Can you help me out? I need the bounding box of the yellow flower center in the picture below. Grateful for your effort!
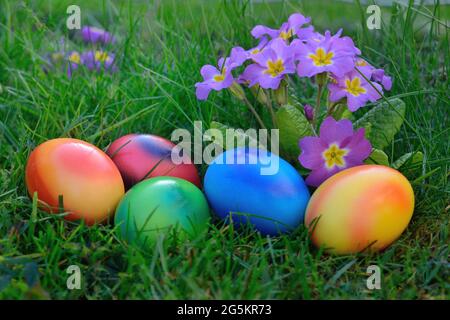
[345,77,367,96]
[279,29,294,40]
[308,48,334,67]
[95,51,109,62]
[356,59,368,67]
[213,67,226,82]
[68,52,81,64]
[264,59,285,77]
[322,144,349,169]
[251,49,260,55]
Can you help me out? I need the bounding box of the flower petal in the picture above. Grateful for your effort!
[319,117,353,144]
[251,25,279,39]
[344,128,372,162]
[288,13,311,30]
[305,166,338,187]
[195,83,212,100]
[200,65,220,81]
[328,83,347,102]
[298,136,326,170]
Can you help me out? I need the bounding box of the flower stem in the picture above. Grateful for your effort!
[314,72,328,128]
[243,97,267,129]
[266,91,278,128]
[314,83,324,128]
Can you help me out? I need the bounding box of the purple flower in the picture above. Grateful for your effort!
[66,50,117,77]
[303,104,314,121]
[356,58,392,90]
[240,38,296,89]
[195,47,246,100]
[81,26,116,44]
[81,50,117,72]
[328,67,382,112]
[251,13,314,41]
[293,29,359,78]
[299,117,372,187]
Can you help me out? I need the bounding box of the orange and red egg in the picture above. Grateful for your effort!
[25,138,125,225]
[305,165,415,254]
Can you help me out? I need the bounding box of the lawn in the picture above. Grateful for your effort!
[0,0,448,299]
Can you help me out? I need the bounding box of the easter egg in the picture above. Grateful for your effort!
[25,138,125,225]
[115,177,210,245]
[305,165,415,254]
[106,134,200,189]
[204,147,310,235]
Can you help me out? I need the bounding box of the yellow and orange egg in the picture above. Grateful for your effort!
[25,138,124,225]
[305,165,414,254]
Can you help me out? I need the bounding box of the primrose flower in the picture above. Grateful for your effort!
[195,48,246,100]
[328,67,382,112]
[81,26,116,44]
[240,38,296,89]
[293,29,359,78]
[245,37,270,59]
[80,50,117,72]
[251,13,314,42]
[299,117,372,187]
[356,58,392,90]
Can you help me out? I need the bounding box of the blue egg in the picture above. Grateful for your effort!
[204,147,310,235]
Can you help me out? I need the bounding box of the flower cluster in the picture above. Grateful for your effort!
[44,26,118,78]
[195,13,394,187]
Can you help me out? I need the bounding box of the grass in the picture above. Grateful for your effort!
[0,0,449,299]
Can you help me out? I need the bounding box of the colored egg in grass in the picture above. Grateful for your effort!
[106,134,201,190]
[204,147,310,236]
[114,177,210,246]
[25,138,125,225]
[305,165,415,254]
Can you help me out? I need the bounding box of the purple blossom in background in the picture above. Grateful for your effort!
[195,47,246,100]
[66,50,117,77]
[251,13,314,42]
[240,38,296,89]
[328,67,382,112]
[299,117,372,187]
[293,29,359,78]
[81,50,116,71]
[81,26,116,45]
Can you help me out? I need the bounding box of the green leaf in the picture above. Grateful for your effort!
[364,148,390,166]
[393,151,424,180]
[206,121,267,151]
[392,151,424,170]
[276,104,313,161]
[354,98,406,150]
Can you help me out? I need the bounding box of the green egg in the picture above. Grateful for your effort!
[115,177,210,246]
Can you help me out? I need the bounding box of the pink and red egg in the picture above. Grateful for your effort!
[106,134,200,189]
